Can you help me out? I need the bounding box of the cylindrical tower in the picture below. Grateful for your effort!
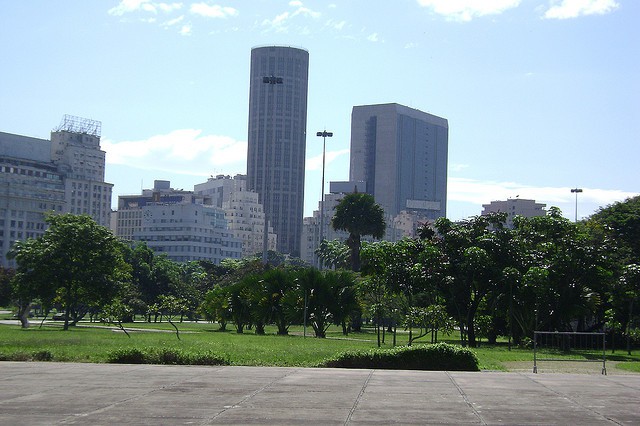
[247,46,309,258]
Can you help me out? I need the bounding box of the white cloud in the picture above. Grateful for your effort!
[416,0,521,21]
[544,0,619,19]
[108,0,182,16]
[306,149,350,172]
[367,33,379,42]
[108,0,150,16]
[157,2,182,13]
[163,15,184,27]
[179,24,192,35]
[325,19,346,30]
[448,177,637,214]
[261,1,320,32]
[102,129,246,176]
[190,3,238,18]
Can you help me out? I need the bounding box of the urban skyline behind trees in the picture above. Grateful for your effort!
[2,196,639,351]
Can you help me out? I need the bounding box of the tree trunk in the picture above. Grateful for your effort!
[17,302,31,329]
[348,234,361,272]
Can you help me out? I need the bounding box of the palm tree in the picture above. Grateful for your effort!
[332,192,385,272]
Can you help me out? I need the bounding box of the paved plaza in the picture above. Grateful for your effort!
[0,362,638,425]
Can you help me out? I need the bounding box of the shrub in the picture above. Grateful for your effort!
[106,347,229,366]
[32,350,53,361]
[185,351,229,366]
[153,348,181,365]
[107,348,147,364]
[0,351,51,362]
[319,343,479,371]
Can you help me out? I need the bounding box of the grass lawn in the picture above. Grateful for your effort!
[0,319,638,372]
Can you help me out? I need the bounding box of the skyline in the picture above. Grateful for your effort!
[1,0,638,221]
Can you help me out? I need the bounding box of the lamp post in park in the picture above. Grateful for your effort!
[261,75,283,264]
[316,130,333,269]
[571,188,583,222]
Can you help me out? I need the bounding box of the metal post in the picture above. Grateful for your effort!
[303,290,308,338]
[261,75,283,264]
[533,331,538,373]
[570,188,583,222]
[316,130,333,269]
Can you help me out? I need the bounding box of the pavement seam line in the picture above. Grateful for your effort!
[202,367,299,424]
[343,369,374,425]
[446,371,487,425]
[519,373,624,425]
[55,365,224,424]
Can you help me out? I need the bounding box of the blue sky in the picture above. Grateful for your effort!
[1,0,638,221]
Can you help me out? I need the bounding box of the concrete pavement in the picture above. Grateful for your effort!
[0,362,638,425]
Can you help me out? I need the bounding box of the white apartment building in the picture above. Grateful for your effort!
[0,115,113,267]
[481,198,547,228]
[194,174,276,258]
[114,180,242,264]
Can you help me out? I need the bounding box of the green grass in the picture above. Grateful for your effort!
[1,321,638,372]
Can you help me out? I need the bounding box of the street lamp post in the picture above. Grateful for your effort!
[316,130,333,269]
[261,75,283,264]
[571,188,583,222]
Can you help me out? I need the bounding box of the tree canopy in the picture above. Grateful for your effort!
[9,214,131,329]
[331,192,385,272]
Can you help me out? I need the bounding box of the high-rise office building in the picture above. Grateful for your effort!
[350,103,448,219]
[246,46,309,258]
[0,115,113,267]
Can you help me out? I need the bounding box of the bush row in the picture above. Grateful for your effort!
[319,343,479,371]
[106,347,229,366]
[0,350,54,362]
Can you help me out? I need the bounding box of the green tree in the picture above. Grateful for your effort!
[199,286,232,331]
[617,264,640,355]
[227,276,256,334]
[512,208,607,336]
[156,294,188,340]
[252,268,298,335]
[331,192,385,272]
[9,214,130,330]
[590,196,640,265]
[434,214,511,347]
[0,267,14,308]
[326,270,360,335]
[315,239,351,270]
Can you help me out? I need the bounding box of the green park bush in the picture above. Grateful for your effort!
[0,349,54,362]
[319,343,479,371]
[106,347,228,366]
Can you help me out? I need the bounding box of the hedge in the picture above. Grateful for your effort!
[106,347,229,366]
[319,343,479,371]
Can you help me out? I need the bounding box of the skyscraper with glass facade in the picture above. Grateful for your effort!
[246,46,309,257]
[350,103,448,219]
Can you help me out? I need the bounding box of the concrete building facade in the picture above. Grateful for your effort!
[194,174,276,258]
[0,115,113,267]
[349,103,448,220]
[481,198,547,228]
[114,181,242,264]
[246,46,309,258]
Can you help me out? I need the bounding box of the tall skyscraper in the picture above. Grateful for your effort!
[350,103,448,220]
[247,46,309,257]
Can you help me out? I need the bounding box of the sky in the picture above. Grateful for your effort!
[1,0,638,221]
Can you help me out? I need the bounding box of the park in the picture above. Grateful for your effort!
[1,194,639,372]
